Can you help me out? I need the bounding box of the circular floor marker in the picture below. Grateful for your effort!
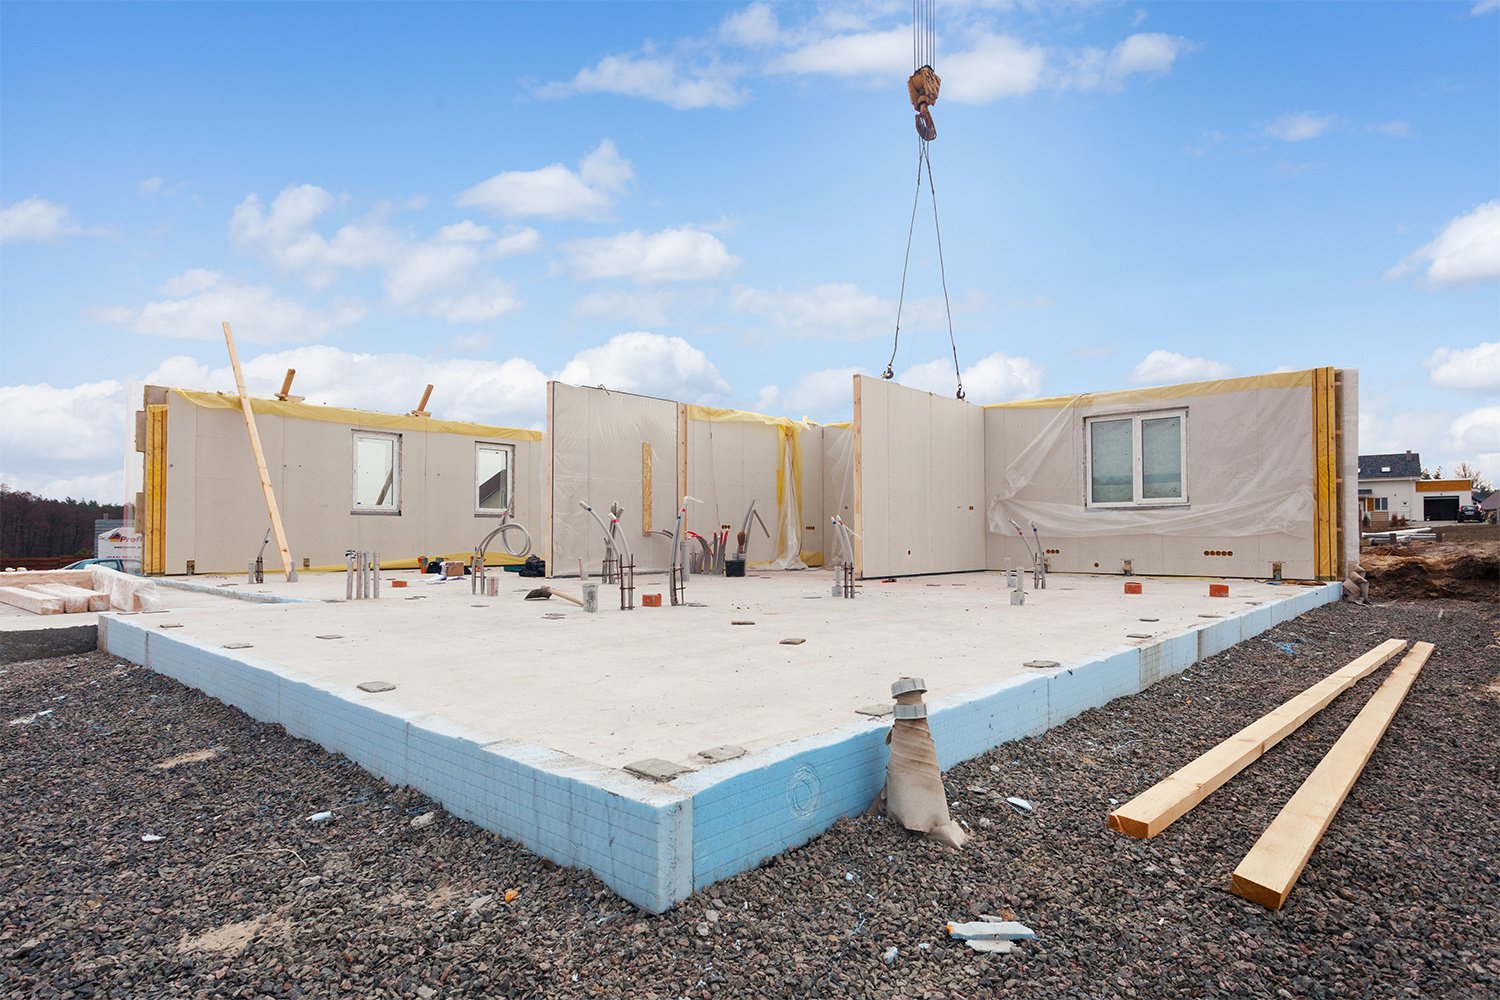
[1023,659,1060,669]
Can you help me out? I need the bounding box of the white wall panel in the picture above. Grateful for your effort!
[855,376,986,578]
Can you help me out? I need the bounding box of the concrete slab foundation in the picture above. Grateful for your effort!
[86,569,1338,912]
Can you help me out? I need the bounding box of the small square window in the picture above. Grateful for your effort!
[1085,409,1188,507]
[353,431,400,513]
[476,442,514,515]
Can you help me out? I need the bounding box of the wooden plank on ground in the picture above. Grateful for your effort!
[0,586,65,615]
[1231,641,1434,909]
[29,584,110,612]
[0,570,96,590]
[1108,638,1407,838]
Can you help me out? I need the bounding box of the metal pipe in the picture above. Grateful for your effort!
[372,551,380,598]
[345,551,355,600]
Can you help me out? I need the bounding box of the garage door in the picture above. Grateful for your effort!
[1423,496,1460,521]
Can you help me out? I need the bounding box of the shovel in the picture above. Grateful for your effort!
[523,586,584,607]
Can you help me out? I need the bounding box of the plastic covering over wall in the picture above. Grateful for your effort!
[855,376,987,578]
[547,383,680,575]
[684,406,826,569]
[983,371,1323,580]
[154,387,545,575]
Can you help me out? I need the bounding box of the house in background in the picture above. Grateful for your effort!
[1358,452,1421,526]
[1357,451,1474,525]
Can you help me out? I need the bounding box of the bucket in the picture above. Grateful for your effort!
[725,559,746,578]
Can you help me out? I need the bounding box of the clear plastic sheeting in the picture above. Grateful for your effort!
[90,566,164,611]
[984,378,1316,540]
[767,440,806,570]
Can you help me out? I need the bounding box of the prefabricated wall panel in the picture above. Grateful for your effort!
[855,376,987,578]
[982,371,1326,581]
[548,383,681,575]
[685,415,827,567]
[157,389,543,575]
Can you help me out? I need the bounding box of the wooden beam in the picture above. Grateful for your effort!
[1108,638,1407,838]
[144,404,167,575]
[1231,641,1434,909]
[409,383,434,417]
[0,570,94,589]
[274,368,303,402]
[222,321,296,582]
[27,584,108,613]
[0,586,64,615]
[641,443,653,536]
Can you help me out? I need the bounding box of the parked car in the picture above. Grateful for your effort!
[62,557,143,575]
[1456,505,1483,523]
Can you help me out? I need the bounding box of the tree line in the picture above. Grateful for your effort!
[0,486,124,558]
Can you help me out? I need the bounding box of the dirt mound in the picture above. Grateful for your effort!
[1362,541,1500,602]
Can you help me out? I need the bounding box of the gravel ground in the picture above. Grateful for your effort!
[3,599,1497,999]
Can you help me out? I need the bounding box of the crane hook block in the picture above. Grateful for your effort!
[908,65,941,141]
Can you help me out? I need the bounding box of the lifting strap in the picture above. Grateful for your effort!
[884,0,963,400]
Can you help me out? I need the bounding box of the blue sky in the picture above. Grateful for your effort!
[2,0,1497,502]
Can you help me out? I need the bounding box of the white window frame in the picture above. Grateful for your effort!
[352,430,402,515]
[1373,496,1389,512]
[475,442,515,516]
[1084,408,1189,508]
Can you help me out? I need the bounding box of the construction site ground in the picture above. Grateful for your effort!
[1361,521,1499,602]
[4,598,1495,998]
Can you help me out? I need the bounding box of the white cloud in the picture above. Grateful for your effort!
[1425,341,1500,392]
[1473,0,1499,14]
[1263,111,1337,142]
[138,176,164,195]
[542,53,745,110]
[0,197,109,245]
[565,226,740,283]
[1067,33,1191,92]
[455,140,633,219]
[1366,120,1413,138]
[230,184,533,318]
[944,35,1047,103]
[557,332,729,402]
[492,226,541,256]
[1449,406,1500,461]
[1385,201,1500,287]
[97,270,365,343]
[434,221,493,243]
[897,351,1043,403]
[769,27,908,79]
[730,283,889,339]
[755,366,864,422]
[720,3,781,47]
[0,380,128,500]
[573,288,676,327]
[229,185,396,288]
[1128,350,1232,385]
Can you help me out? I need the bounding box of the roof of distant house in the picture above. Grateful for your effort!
[1358,452,1422,480]
[1482,493,1500,512]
